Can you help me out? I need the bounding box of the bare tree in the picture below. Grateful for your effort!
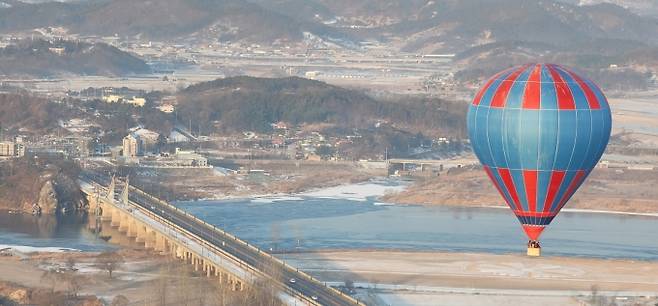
[110,295,130,306]
[63,271,82,298]
[95,251,124,279]
[66,256,77,271]
[41,268,60,293]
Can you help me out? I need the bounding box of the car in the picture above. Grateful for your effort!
[311,295,318,301]
[289,278,296,284]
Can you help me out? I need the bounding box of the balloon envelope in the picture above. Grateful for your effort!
[466,63,612,240]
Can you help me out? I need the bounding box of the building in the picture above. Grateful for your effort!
[102,95,122,103]
[48,47,66,56]
[174,152,208,167]
[0,142,14,157]
[305,71,321,79]
[102,95,146,107]
[158,104,175,113]
[128,97,146,107]
[131,127,160,151]
[122,134,142,157]
[14,143,25,157]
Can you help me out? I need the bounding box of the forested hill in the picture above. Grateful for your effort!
[0,39,150,77]
[177,76,467,136]
[0,93,69,133]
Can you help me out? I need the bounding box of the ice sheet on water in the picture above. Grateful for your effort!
[300,180,408,201]
[251,196,305,203]
[0,244,81,253]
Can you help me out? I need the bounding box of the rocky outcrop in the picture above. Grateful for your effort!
[32,176,88,215]
[0,158,87,215]
[0,281,103,306]
[36,180,58,214]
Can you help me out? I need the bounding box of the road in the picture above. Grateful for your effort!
[81,169,360,306]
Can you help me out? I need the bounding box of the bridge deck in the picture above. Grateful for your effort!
[81,171,361,306]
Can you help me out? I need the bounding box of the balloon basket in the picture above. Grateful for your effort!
[527,246,541,257]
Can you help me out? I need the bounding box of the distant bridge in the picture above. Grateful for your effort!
[386,158,478,172]
[80,169,361,306]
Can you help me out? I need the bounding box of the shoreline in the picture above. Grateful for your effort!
[177,178,658,218]
[277,247,658,262]
[478,205,658,218]
[281,249,658,303]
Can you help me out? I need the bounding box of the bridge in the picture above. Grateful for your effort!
[386,158,478,173]
[80,170,361,306]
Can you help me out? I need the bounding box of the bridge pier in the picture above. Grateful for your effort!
[154,234,167,254]
[118,211,130,233]
[127,219,137,238]
[175,246,185,261]
[100,205,112,222]
[194,255,200,271]
[141,228,150,248]
[110,206,121,227]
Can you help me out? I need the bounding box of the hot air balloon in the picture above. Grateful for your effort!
[466,63,612,256]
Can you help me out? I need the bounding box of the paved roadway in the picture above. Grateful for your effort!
[80,170,359,306]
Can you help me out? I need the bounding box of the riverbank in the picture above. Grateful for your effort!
[281,250,658,306]
[0,247,280,306]
[4,246,657,306]
[0,249,165,305]
[129,160,386,201]
[382,167,658,214]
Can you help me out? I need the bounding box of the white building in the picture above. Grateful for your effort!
[122,134,142,157]
[158,104,175,113]
[175,152,208,167]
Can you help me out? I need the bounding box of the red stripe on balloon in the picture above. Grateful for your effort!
[483,166,514,210]
[547,65,576,110]
[543,170,565,213]
[556,170,586,212]
[473,69,511,106]
[497,168,522,211]
[490,65,528,108]
[523,170,538,212]
[522,64,542,109]
[556,65,601,109]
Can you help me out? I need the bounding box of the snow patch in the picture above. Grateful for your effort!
[0,244,81,254]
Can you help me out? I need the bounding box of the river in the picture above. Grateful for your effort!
[0,213,110,252]
[2,179,658,259]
